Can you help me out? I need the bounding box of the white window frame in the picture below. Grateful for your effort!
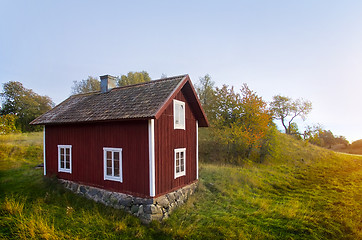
[173,99,186,130]
[174,148,186,178]
[103,147,123,182]
[58,145,72,173]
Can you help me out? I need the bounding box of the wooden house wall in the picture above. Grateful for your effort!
[154,89,197,197]
[45,121,150,197]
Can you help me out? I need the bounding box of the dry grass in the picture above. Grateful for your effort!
[0,132,43,170]
[0,132,43,146]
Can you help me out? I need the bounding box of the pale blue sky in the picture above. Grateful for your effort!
[1,1,362,142]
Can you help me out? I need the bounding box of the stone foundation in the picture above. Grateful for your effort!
[59,179,198,223]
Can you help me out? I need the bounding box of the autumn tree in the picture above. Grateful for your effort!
[234,84,271,157]
[212,84,272,161]
[71,76,100,95]
[1,81,54,132]
[117,71,151,87]
[270,95,312,135]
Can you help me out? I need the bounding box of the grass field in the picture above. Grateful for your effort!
[1,132,361,239]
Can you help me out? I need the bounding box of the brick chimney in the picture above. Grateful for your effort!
[100,75,117,93]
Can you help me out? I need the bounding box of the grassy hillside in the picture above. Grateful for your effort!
[1,132,361,239]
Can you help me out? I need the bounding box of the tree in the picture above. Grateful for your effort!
[71,76,100,95]
[212,84,272,160]
[288,122,302,140]
[0,114,19,134]
[302,124,322,141]
[71,72,151,94]
[1,81,54,132]
[213,85,243,127]
[160,73,168,79]
[237,84,271,156]
[195,74,217,123]
[318,130,336,148]
[117,71,151,87]
[334,135,349,147]
[304,125,349,148]
[270,95,312,135]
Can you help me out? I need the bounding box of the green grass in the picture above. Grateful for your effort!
[0,132,43,170]
[1,132,361,239]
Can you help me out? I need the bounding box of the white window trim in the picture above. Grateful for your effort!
[173,99,186,130]
[174,148,186,179]
[58,145,72,173]
[103,147,123,182]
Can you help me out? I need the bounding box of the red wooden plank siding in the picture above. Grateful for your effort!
[45,120,150,198]
[154,89,197,197]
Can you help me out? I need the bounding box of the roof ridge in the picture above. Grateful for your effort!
[71,91,100,97]
[110,74,188,92]
[152,74,188,82]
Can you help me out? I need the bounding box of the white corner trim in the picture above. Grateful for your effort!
[43,126,46,176]
[148,119,155,197]
[196,120,199,180]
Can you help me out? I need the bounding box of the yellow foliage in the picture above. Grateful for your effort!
[211,84,272,162]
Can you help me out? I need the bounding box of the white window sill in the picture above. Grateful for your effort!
[104,176,123,182]
[174,172,186,179]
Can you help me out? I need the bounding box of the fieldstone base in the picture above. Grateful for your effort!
[59,179,198,223]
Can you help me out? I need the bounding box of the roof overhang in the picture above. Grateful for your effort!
[154,75,209,127]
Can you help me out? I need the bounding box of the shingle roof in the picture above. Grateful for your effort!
[31,75,187,125]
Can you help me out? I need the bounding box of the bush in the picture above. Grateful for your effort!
[0,114,20,134]
[350,139,362,149]
[199,125,280,165]
[256,125,281,163]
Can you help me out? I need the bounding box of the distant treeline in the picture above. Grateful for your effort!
[1,72,353,162]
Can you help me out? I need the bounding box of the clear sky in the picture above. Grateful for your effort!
[1,1,362,142]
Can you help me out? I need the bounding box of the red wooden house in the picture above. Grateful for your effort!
[31,74,208,203]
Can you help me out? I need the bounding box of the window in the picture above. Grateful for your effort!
[174,148,186,178]
[58,145,72,173]
[173,99,185,129]
[103,147,123,182]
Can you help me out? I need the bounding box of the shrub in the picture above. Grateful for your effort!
[0,114,20,135]
[199,125,280,165]
[350,139,362,149]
